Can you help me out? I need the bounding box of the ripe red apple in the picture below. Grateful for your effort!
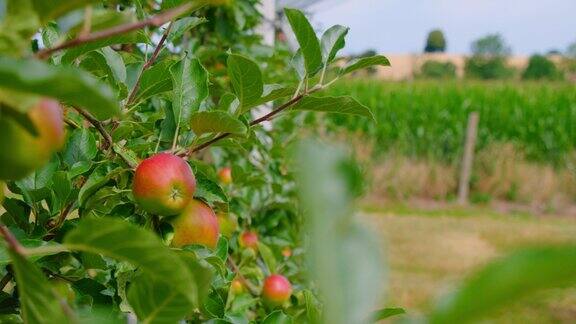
[132,153,196,215]
[218,167,232,184]
[262,275,292,307]
[239,230,259,251]
[217,212,238,238]
[171,199,220,249]
[0,98,65,180]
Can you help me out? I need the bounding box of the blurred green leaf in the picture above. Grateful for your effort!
[340,55,390,76]
[31,0,99,22]
[64,217,200,305]
[190,111,247,136]
[258,242,277,274]
[370,308,406,322]
[227,54,263,112]
[252,84,294,108]
[0,0,40,56]
[127,271,192,323]
[0,239,64,266]
[291,96,374,120]
[262,310,293,324]
[429,246,576,324]
[284,8,323,76]
[0,57,119,119]
[320,25,349,64]
[61,31,148,64]
[8,249,70,323]
[296,141,384,324]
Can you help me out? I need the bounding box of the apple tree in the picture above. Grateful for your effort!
[0,0,391,322]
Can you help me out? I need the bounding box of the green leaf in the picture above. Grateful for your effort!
[171,56,209,132]
[127,271,192,324]
[78,166,123,207]
[8,249,70,323]
[284,8,323,76]
[291,96,374,120]
[31,0,100,22]
[258,242,277,274]
[262,310,293,324]
[190,111,247,136]
[0,0,40,56]
[63,129,98,167]
[295,141,385,324]
[168,17,207,42]
[194,173,228,204]
[340,55,390,76]
[0,57,119,119]
[132,59,176,104]
[64,217,199,305]
[227,54,263,111]
[371,308,406,322]
[320,25,349,64]
[61,31,149,64]
[429,246,576,324]
[0,239,64,266]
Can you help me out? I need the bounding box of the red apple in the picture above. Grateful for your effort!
[218,167,232,184]
[0,98,65,180]
[262,275,292,307]
[239,231,259,251]
[132,153,196,215]
[171,199,220,249]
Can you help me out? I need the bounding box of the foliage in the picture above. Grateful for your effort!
[470,34,511,57]
[0,0,389,322]
[419,60,456,79]
[522,55,561,80]
[424,29,446,53]
[325,80,576,166]
[465,56,513,80]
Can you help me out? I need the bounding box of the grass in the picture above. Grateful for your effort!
[365,204,576,323]
[325,80,576,166]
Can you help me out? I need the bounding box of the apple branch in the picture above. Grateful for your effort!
[227,257,259,296]
[181,94,305,157]
[125,21,174,107]
[35,2,195,60]
[74,108,136,169]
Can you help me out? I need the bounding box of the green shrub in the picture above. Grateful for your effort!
[522,55,561,80]
[419,60,456,79]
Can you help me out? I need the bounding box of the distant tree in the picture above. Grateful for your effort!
[466,34,513,79]
[471,34,511,57]
[547,49,561,56]
[567,41,576,58]
[424,29,447,53]
[419,60,456,79]
[522,55,561,80]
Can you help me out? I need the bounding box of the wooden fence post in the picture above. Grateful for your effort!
[457,112,480,205]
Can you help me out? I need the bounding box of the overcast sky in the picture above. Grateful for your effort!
[310,0,576,55]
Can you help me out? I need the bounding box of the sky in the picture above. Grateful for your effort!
[310,0,576,55]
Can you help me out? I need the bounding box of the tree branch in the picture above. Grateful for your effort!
[35,2,195,59]
[0,225,25,255]
[74,108,135,168]
[227,257,259,296]
[126,21,174,107]
[182,92,310,157]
